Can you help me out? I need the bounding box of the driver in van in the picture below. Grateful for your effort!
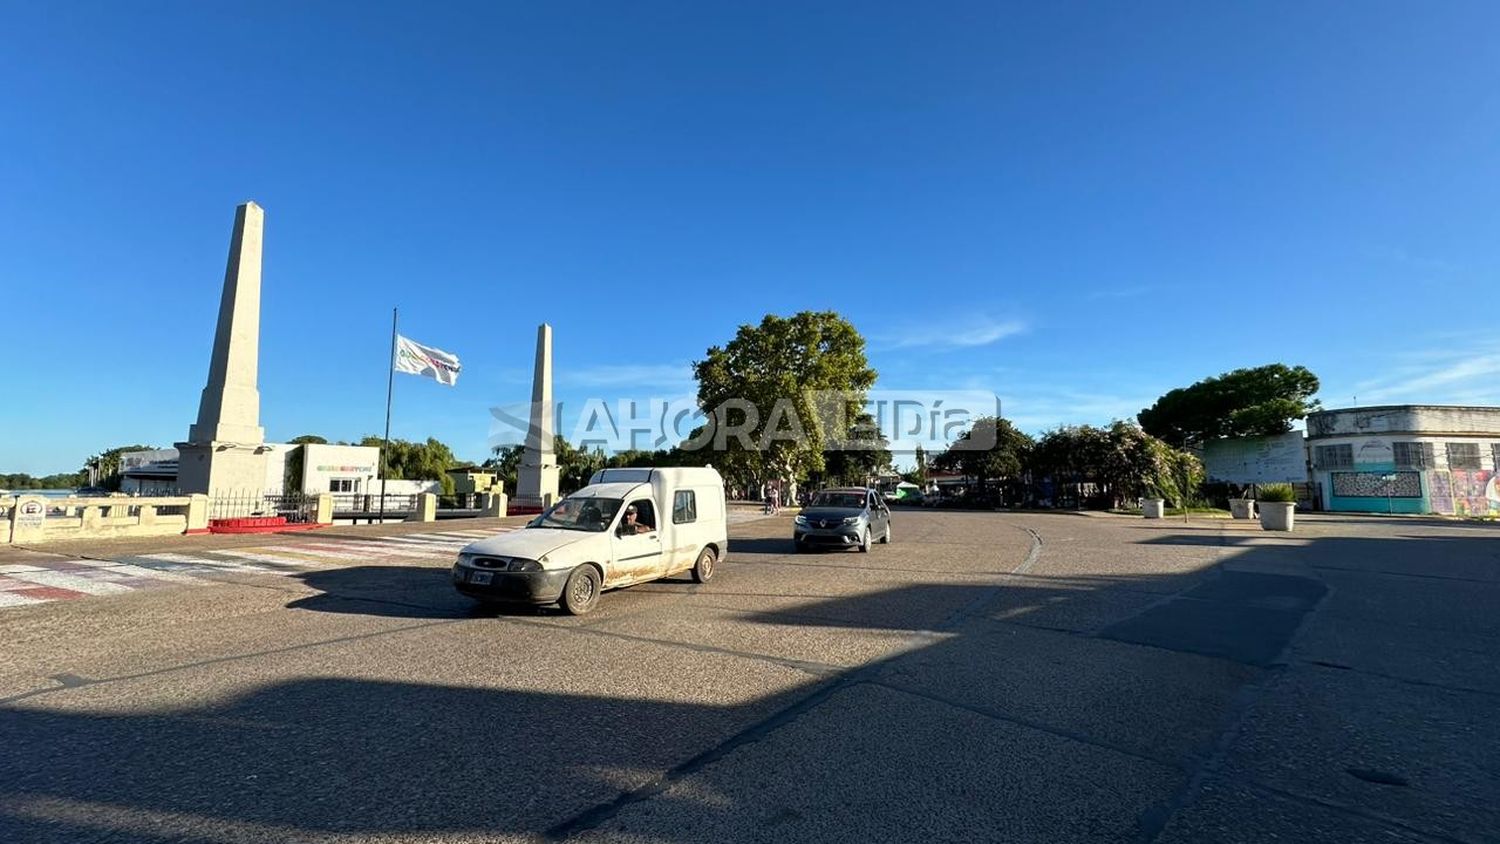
[620,504,653,534]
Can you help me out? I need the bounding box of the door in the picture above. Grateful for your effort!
[609,498,664,584]
[867,491,888,540]
[667,488,701,572]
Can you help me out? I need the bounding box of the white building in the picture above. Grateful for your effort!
[1304,405,1500,516]
[118,442,434,496]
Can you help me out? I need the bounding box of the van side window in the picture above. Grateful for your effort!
[673,490,697,524]
[634,499,657,531]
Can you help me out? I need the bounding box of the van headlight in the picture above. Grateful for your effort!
[508,559,542,572]
[456,553,476,566]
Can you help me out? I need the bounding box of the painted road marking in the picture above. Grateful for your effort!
[0,527,520,611]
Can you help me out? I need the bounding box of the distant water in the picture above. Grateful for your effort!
[3,489,77,498]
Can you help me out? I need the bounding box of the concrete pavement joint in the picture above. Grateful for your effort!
[542,523,1045,840]
[1135,524,1341,843]
[1307,563,1500,585]
[866,678,1186,771]
[0,618,460,706]
[1229,777,1469,844]
[1289,657,1500,700]
[523,621,846,679]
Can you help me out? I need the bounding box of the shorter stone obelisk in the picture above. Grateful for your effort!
[175,202,270,495]
[516,323,560,507]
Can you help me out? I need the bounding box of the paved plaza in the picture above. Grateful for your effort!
[1,510,1496,842]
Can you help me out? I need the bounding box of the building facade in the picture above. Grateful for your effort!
[1305,405,1500,516]
[118,443,388,496]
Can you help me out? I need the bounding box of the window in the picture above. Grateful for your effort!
[1393,442,1434,469]
[1446,442,1481,471]
[627,499,657,531]
[1314,444,1353,470]
[329,478,355,493]
[672,490,697,524]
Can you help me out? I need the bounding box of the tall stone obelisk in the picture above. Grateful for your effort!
[516,323,560,507]
[176,202,270,494]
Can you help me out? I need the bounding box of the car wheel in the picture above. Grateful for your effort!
[881,522,892,544]
[560,565,601,615]
[858,528,871,553]
[691,547,717,583]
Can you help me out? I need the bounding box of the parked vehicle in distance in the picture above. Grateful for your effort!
[452,467,727,615]
[74,486,110,497]
[793,487,891,553]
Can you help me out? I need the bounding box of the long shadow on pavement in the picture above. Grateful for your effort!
[4,528,1498,842]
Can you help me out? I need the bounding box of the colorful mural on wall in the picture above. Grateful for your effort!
[1450,470,1496,516]
[1430,472,1454,514]
[1427,471,1497,516]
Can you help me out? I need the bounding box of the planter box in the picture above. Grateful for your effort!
[1142,498,1166,519]
[1229,499,1256,520]
[1259,501,1295,531]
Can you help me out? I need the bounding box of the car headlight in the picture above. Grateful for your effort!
[456,553,475,566]
[794,515,808,525]
[843,515,862,525]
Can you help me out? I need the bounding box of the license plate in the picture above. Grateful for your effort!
[469,571,493,586]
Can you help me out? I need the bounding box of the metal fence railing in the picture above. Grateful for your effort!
[437,493,486,510]
[209,491,318,523]
[330,493,419,515]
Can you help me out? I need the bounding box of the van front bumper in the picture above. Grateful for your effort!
[453,564,571,604]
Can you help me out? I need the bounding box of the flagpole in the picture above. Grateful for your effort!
[380,307,397,524]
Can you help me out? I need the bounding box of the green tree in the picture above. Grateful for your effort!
[692,311,877,496]
[0,471,88,490]
[488,436,655,495]
[933,417,1033,491]
[820,412,892,486]
[288,435,328,445]
[1138,364,1321,447]
[1028,421,1201,509]
[360,436,459,495]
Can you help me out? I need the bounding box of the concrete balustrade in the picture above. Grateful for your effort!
[4,494,210,544]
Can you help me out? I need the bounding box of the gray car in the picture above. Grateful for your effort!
[793,487,892,553]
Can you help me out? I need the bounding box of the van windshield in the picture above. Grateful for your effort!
[531,496,623,532]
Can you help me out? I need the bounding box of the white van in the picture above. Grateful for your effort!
[452,467,728,614]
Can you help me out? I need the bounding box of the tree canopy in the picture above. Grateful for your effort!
[692,311,877,490]
[932,417,1033,489]
[1030,421,1199,508]
[1138,364,1320,447]
[0,471,88,490]
[360,436,459,494]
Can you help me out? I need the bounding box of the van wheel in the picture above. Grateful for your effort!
[691,548,717,583]
[560,566,601,615]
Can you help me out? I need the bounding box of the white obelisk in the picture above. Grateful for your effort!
[176,202,270,494]
[516,323,559,507]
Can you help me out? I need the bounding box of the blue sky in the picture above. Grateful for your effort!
[3,1,1499,475]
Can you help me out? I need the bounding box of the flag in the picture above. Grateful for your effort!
[394,335,462,386]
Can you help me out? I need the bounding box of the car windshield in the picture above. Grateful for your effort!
[811,492,865,509]
[531,496,623,532]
